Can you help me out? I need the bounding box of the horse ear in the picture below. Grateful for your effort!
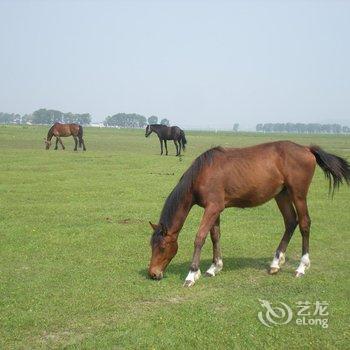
[149,221,158,230]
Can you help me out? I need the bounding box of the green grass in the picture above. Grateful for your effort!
[0,125,349,349]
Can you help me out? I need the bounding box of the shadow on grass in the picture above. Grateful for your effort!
[139,256,275,281]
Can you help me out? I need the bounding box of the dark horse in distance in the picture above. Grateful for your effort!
[148,141,350,286]
[145,124,187,156]
[44,123,86,151]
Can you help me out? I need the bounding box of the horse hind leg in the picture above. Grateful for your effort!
[73,136,78,151]
[177,138,182,156]
[205,216,223,277]
[80,137,86,151]
[293,196,311,277]
[269,189,298,274]
[173,140,179,156]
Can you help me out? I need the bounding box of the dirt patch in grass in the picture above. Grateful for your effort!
[149,172,174,176]
[117,218,144,225]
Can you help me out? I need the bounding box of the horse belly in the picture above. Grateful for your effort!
[54,125,72,137]
[224,172,284,208]
[226,186,283,208]
[56,131,70,137]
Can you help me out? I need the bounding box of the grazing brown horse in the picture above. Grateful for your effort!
[148,141,350,286]
[44,123,86,151]
[145,124,187,156]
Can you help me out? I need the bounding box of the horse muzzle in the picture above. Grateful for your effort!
[148,269,163,280]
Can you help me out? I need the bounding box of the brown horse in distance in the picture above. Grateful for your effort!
[148,141,350,286]
[44,123,86,151]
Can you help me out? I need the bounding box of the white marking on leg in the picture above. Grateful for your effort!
[270,252,285,269]
[205,259,223,277]
[270,256,280,269]
[183,269,201,287]
[295,253,310,277]
[206,264,216,276]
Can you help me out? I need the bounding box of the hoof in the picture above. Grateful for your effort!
[269,267,280,275]
[205,271,215,277]
[205,261,223,277]
[183,269,201,287]
[295,259,310,278]
[183,280,195,287]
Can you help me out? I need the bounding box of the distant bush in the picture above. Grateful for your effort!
[104,113,147,128]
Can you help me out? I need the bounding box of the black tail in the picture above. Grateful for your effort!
[310,145,350,195]
[78,125,83,148]
[180,130,187,151]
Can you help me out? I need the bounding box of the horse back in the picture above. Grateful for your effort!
[52,123,79,137]
[193,141,316,208]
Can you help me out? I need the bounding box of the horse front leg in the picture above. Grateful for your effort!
[159,139,163,155]
[54,137,59,150]
[205,215,223,277]
[164,140,168,155]
[184,204,223,287]
[58,137,65,150]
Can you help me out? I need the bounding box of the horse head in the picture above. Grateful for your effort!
[44,138,51,150]
[145,125,153,137]
[148,221,178,280]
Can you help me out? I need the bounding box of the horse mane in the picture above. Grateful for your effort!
[151,146,225,245]
[47,124,56,139]
[150,124,167,129]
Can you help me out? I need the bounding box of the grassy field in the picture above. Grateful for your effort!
[0,125,349,349]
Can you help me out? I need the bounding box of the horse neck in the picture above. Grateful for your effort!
[152,125,164,137]
[47,127,54,141]
[165,191,194,241]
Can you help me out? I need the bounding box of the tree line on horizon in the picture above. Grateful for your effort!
[0,109,91,125]
[0,110,170,128]
[256,122,350,134]
[1,110,349,133]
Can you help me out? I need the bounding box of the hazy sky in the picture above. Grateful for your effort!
[0,0,349,129]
